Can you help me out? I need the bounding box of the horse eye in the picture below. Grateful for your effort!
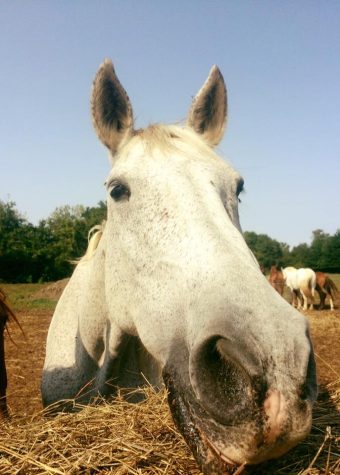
[110,182,130,201]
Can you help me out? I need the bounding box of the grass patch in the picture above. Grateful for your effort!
[0,283,58,312]
[328,273,340,288]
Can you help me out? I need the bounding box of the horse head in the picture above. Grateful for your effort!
[42,61,317,474]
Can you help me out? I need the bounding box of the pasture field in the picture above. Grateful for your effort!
[0,279,339,474]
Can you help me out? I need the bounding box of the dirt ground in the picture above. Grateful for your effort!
[4,286,340,418]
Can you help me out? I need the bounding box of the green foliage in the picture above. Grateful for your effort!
[1,283,57,311]
[243,232,285,270]
[0,200,107,283]
[307,229,340,272]
[244,229,340,273]
[288,243,310,269]
[0,200,34,282]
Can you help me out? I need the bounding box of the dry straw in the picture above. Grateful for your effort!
[0,382,338,475]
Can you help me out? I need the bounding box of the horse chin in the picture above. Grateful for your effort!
[163,369,246,475]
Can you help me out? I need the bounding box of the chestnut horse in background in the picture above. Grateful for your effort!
[0,288,21,418]
[268,265,285,295]
[315,272,338,311]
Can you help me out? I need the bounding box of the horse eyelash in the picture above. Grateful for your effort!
[237,187,245,204]
[236,178,244,193]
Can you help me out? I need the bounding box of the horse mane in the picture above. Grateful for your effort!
[80,221,106,263]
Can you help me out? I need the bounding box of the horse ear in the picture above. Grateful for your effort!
[91,59,133,155]
[187,65,227,147]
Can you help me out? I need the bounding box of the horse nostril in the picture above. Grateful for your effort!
[189,337,263,425]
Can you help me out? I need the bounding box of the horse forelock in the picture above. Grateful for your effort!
[116,124,222,164]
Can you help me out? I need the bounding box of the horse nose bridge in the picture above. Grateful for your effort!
[182,224,259,284]
[187,297,314,378]
[186,261,264,317]
[186,275,287,347]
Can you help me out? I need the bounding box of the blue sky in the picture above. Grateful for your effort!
[1,1,339,247]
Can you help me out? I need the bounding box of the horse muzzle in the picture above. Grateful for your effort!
[163,333,316,473]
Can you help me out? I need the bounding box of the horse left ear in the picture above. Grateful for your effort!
[91,59,133,156]
[187,65,227,147]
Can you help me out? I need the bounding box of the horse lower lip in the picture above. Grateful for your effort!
[203,433,237,465]
[200,430,248,474]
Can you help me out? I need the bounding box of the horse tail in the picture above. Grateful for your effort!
[310,271,316,297]
[0,289,25,341]
[326,277,338,298]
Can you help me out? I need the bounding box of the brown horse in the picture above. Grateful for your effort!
[0,288,21,418]
[315,272,338,311]
[268,265,285,296]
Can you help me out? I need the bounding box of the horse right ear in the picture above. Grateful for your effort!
[91,59,133,156]
[187,65,227,147]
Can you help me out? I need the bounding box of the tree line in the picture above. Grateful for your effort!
[0,199,339,283]
[0,200,106,282]
[244,230,340,274]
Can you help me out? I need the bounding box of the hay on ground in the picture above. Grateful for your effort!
[0,383,339,475]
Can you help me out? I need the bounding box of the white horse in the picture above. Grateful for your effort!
[282,267,316,311]
[42,60,317,474]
